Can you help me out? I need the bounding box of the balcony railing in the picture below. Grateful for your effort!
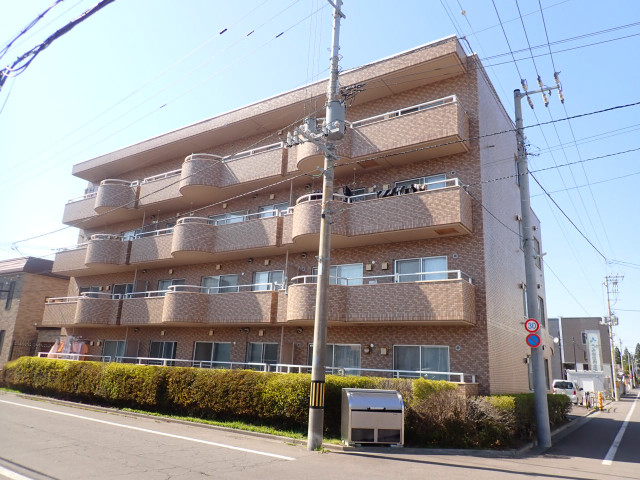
[350,95,457,128]
[100,179,139,187]
[290,270,472,286]
[66,192,97,204]
[296,178,461,205]
[45,292,123,303]
[55,242,90,253]
[167,283,284,294]
[222,142,283,162]
[176,208,285,228]
[34,354,476,383]
[141,169,182,184]
[134,227,175,239]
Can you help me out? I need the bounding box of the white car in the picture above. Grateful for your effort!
[552,379,584,404]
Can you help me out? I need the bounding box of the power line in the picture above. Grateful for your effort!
[0,0,116,93]
[491,0,524,81]
[529,171,608,261]
[0,0,65,60]
[531,168,640,197]
[1,1,329,190]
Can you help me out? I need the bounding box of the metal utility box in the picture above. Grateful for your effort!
[341,388,404,446]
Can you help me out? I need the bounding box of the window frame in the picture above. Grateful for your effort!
[201,274,239,294]
[246,342,279,365]
[251,270,284,291]
[312,263,364,286]
[208,210,247,226]
[394,173,448,191]
[148,341,177,365]
[308,343,361,373]
[192,341,232,368]
[392,344,450,379]
[394,256,448,282]
[157,279,185,296]
[258,202,289,218]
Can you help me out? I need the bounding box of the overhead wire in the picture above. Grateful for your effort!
[2,0,328,190]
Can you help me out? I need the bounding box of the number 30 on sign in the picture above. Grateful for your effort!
[524,318,540,333]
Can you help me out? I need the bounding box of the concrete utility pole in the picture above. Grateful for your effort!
[604,274,623,400]
[514,80,561,449]
[300,0,346,451]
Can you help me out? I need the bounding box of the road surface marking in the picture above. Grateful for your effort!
[602,392,640,465]
[0,465,36,480]
[0,399,295,461]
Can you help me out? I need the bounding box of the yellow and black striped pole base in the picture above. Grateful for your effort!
[309,380,326,409]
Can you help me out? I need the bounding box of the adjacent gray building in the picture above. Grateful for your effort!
[548,317,613,383]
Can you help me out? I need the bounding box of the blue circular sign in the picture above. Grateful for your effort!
[526,333,541,348]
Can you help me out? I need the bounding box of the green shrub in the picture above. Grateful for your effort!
[3,357,570,448]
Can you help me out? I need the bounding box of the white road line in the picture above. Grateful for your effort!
[0,399,295,461]
[0,464,36,480]
[602,392,640,465]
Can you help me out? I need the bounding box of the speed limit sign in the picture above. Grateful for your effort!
[524,318,540,333]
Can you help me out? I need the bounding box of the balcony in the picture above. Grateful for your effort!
[52,235,131,277]
[129,228,175,265]
[179,144,285,202]
[289,180,472,250]
[120,292,165,325]
[62,180,140,228]
[42,293,121,327]
[62,193,97,225]
[170,212,283,262]
[138,169,184,209]
[294,96,470,174]
[286,272,476,326]
[162,285,279,325]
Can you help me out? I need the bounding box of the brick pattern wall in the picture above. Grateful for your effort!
[1,273,68,366]
[121,297,164,325]
[129,235,174,264]
[171,216,281,256]
[95,184,138,211]
[286,280,475,325]
[42,302,77,326]
[52,247,88,275]
[86,239,130,266]
[139,176,182,206]
[62,197,96,224]
[43,298,119,327]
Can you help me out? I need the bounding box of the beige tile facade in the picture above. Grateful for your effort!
[42,38,550,394]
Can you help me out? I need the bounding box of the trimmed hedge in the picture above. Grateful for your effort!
[1,357,570,448]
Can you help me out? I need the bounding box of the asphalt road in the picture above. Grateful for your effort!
[1,389,638,480]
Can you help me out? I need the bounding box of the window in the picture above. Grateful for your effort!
[312,263,363,285]
[208,211,245,225]
[247,343,278,365]
[201,275,238,293]
[121,229,140,241]
[518,219,524,250]
[103,340,127,361]
[252,270,284,291]
[538,296,546,328]
[149,341,177,365]
[0,330,5,355]
[393,345,450,379]
[157,279,185,296]
[258,202,289,218]
[395,173,447,190]
[522,285,528,318]
[395,256,448,282]
[308,344,361,373]
[533,238,541,268]
[112,283,133,298]
[193,342,231,368]
[0,280,15,310]
[78,285,101,298]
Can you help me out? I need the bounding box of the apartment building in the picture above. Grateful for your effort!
[0,257,68,368]
[43,36,551,394]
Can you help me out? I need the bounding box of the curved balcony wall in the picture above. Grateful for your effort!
[286,279,475,326]
[52,246,89,276]
[85,237,130,267]
[120,297,164,325]
[171,216,281,261]
[294,128,352,172]
[291,187,472,249]
[42,297,120,327]
[95,181,138,213]
[286,284,347,323]
[162,290,279,325]
[179,147,284,201]
[162,291,209,324]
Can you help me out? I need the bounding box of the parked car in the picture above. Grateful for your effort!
[552,379,584,404]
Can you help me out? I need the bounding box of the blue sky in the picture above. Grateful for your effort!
[1,0,639,355]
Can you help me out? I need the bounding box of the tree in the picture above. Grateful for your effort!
[635,343,640,364]
[624,348,631,375]
[615,346,621,366]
